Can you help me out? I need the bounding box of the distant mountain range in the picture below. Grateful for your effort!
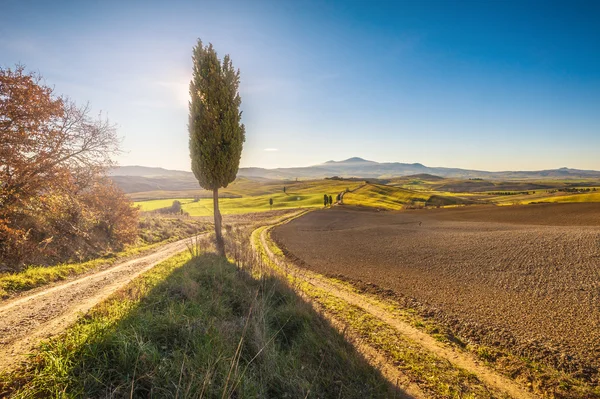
[110,157,600,193]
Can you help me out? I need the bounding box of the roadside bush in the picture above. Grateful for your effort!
[0,66,136,271]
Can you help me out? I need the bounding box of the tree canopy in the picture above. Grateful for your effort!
[0,65,137,270]
[188,40,245,191]
[188,40,245,256]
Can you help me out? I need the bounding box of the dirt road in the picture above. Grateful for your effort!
[0,238,193,371]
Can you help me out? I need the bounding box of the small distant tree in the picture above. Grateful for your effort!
[269,197,273,210]
[171,200,182,214]
[188,39,245,256]
[324,194,329,207]
[329,195,333,206]
[283,186,286,194]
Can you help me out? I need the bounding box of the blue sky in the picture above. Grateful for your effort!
[1,0,599,171]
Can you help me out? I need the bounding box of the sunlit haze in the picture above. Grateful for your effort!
[2,0,599,171]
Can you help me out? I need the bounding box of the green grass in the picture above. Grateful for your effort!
[343,183,430,210]
[135,179,364,216]
[0,251,392,398]
[135,198,196,211]
[342,183,473,209]
[131,177,600,211]
[524,191,600,203]
[0,242,164,299]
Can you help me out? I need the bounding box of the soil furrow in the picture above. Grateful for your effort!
[260,221,537,399]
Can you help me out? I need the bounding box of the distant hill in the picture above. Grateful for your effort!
[110,159,600,193]
[402,173,445,181]
[109,165,192,177]
[236,158,600,180]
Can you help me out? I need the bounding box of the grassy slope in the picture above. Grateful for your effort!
[0,252,392,398]
[136,179,364,216]
[134,178,600,218]
[344,184,428,210]
[135,198,196,211]
[0,242,164,299]
[0,216,208,299]
[133,177,600,210]
[525,191,600,203]
[343,183,475,210]
[480,190,600,205]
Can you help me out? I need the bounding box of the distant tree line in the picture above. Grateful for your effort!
[0,66,138,271]
[559,187,596,193]
[487,191,532,196]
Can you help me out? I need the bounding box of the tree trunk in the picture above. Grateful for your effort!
[213,188,225,256]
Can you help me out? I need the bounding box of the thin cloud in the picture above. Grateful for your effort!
[264,148,278,152]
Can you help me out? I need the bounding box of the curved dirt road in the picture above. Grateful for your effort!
[0,238,194,371]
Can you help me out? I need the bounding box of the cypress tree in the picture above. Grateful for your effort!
[189,39,245,256]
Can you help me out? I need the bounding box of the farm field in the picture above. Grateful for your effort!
[134,179,365,215]
[524,191,600,204]
[272,204,600,383]
[131,176,600,217]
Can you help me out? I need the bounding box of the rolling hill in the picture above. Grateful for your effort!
[110,158,600,194]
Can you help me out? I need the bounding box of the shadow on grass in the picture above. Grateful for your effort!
[2,252,414,398]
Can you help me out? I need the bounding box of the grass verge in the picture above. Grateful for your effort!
[0,216,208,299]
[255,228,503,398]
[0,247,393,398]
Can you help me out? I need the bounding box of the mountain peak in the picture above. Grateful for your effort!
[339,157,375,163]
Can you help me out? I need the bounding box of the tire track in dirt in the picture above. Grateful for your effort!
[258,227,536,399]
[0,237,198,371]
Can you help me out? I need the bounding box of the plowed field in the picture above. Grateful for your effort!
[272,204,600,381]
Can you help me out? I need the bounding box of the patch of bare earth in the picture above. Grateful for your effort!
[272,205,600,383]
[0,238,192,371]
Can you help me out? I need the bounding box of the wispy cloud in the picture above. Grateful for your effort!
[264,148,278,152]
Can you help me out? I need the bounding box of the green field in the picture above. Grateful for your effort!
[133,177,600,215]
[344,183,428,210]
[524,191,600,204]
[135,179,363,216]
[343,183,476,210]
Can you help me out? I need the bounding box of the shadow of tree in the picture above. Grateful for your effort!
[7,253,415,398]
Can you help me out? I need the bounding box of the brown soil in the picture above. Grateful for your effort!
[0,238,192,371]
[259,227,534,399]
[272,204,600,382]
